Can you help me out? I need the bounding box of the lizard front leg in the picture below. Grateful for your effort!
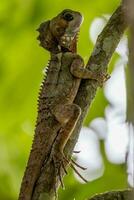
[51,104,87,192]
[70,55,110,85]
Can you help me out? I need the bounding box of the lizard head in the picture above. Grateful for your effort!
[37,9,83,53]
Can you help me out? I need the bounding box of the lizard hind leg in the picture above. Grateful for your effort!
[52,147,88,194]
[51,103,88,191]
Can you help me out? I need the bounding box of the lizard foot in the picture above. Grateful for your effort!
[96,72,110,87]
[52,151,88,191]
[64,156,88,183]
[52,152,67,190]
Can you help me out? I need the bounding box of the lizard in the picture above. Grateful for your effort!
[19,9,109,200]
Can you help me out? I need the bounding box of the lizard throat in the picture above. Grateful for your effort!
[59,32,79,53]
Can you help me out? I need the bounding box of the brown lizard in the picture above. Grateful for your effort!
[19,9,109,200]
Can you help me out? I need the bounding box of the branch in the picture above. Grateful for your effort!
[88,189,134,200]
[65,4,127,158]
[28,4,128,200]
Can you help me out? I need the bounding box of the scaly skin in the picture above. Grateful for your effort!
[19,9,109,200]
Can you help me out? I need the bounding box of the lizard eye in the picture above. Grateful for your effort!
[63,13,73,21]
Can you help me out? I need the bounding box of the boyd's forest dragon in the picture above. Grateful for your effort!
[19,9,109,200]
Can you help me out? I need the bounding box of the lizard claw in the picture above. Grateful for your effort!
[64,156,88,183]
[52,151,88,192]
[103,73,111,82]
[96,72,110,87]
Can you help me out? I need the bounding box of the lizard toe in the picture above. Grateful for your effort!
[64,156,88,183]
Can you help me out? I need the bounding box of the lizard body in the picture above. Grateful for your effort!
[19,10,108,200]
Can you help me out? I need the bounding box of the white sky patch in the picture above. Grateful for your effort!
[74,127,104,183]
[89,17,106,44]
[116,36,128,62]
[105,105,126,124]
[103,55,128,164]
[104,121,129,164]
[90,117,107,140]
[104,60,126,110]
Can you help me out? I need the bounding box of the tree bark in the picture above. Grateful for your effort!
[88,189,134,200]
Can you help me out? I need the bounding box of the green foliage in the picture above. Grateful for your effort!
[0,0,127,199]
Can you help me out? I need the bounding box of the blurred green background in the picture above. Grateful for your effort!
[0,0,128,200]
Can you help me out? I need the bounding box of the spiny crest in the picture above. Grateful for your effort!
[36,59,50,111]
[42,60,50,78]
